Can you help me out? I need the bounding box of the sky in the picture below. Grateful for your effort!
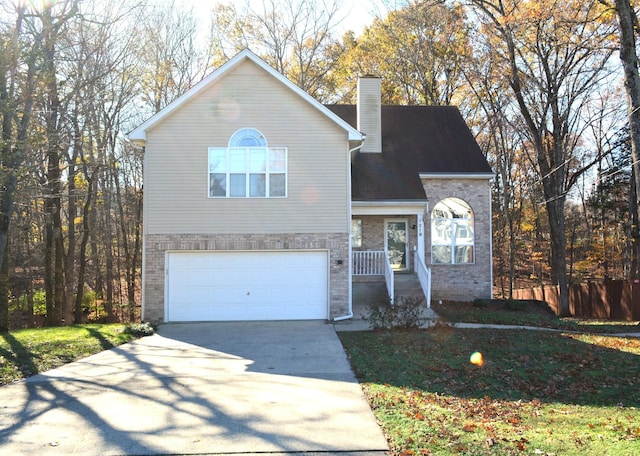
[189,0,389,36]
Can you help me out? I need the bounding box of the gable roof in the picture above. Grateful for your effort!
[128,49,364,144]
[326,105,493,201]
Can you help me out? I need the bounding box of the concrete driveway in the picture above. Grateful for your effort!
[0,321,389,455]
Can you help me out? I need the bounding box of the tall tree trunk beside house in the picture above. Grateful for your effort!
[41,5,69,326]
[100,159,116,322]
[74,166,97,323]
[469,0,616,316]
[64,119,80,324]
[614,0,640,276]
[130,191,142,320]
[0,7,38,332]
[115,164,136,316]
[39,1,80,325]
[631,170,640,276]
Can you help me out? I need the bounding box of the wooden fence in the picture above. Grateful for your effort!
[512,280,640,321]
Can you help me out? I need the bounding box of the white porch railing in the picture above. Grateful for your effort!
[414,251,432,308]
[352,250,386,275]
[352,250,395,304]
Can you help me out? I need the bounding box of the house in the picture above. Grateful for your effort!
[128,49,493,324]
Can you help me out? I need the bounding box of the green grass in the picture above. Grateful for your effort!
[339,328,640,455]
[435,300,640,333]
[0,324,137,385]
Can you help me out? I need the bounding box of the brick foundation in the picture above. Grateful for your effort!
[143,232,350,323]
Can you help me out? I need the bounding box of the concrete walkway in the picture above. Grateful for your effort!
[0,321,389,455]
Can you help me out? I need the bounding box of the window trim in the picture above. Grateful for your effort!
[208,129,287,199]
[430,198,475,265]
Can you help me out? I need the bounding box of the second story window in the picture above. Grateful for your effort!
[209,128,287,198]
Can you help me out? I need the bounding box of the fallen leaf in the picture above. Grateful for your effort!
[463,423,476,432]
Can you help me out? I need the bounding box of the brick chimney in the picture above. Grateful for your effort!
[357,75,382,153]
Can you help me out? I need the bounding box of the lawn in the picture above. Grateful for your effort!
[339,327,640,455]
[0,324,138,385]
[435,299,640,333]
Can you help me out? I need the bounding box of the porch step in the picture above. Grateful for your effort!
[394,272,426,302]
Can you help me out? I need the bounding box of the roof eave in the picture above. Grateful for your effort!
[419,172,494,179]
[351,200,429,216]
[352,199,428,206]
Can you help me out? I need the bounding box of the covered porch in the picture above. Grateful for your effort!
[350,201,431,307]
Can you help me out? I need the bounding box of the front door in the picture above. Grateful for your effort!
[385,219,408,270]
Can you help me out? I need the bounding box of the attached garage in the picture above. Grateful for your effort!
[165,250,329,322]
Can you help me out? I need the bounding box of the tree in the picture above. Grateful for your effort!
[611,0,640,277]
[586,127,633,278]
[0,0,151,328]
[35,1,80,325]
[468,0,616,316]
[208,0,344,101]
[465,52,528,297]
[336,1,472,106]
[0,4,41,331]
[137,0,206,114]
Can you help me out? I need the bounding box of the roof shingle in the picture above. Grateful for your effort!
[326,105,493,201]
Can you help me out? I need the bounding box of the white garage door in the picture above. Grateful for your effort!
[166,251,328,322]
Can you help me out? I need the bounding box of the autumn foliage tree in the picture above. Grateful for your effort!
[336,1,472,106]
[468,0,617,315]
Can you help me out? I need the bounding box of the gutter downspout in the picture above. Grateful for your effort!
[333,138,366,322]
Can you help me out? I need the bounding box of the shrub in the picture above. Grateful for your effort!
[504,298,526,311]
[124,322,155,337]
[364,295,428,330]
[9,290,47,315]
[363,295,395,329]
[394,296,428,329]
[472,297,488,308]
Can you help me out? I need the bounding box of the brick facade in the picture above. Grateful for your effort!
[143,233,350,324]
[422,178,492,301]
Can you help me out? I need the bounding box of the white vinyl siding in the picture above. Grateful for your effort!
[143,59,350,235]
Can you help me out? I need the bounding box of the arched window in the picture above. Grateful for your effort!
[431,197,474,264]
[209,128,287,198]
[228,128,267,147]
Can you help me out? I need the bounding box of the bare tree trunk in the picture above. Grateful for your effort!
[64,116,83,324]
[0,8,37,332]
[102,168,115,322]
[0,242,9,330]
[130,193,142,321]
[546,196,570,316]
[42,11,66,325]
[631,170,640,277]
[615,0,640,277]
[89,203,104,306]
[74,167,97,323]
[41,4,80,326]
